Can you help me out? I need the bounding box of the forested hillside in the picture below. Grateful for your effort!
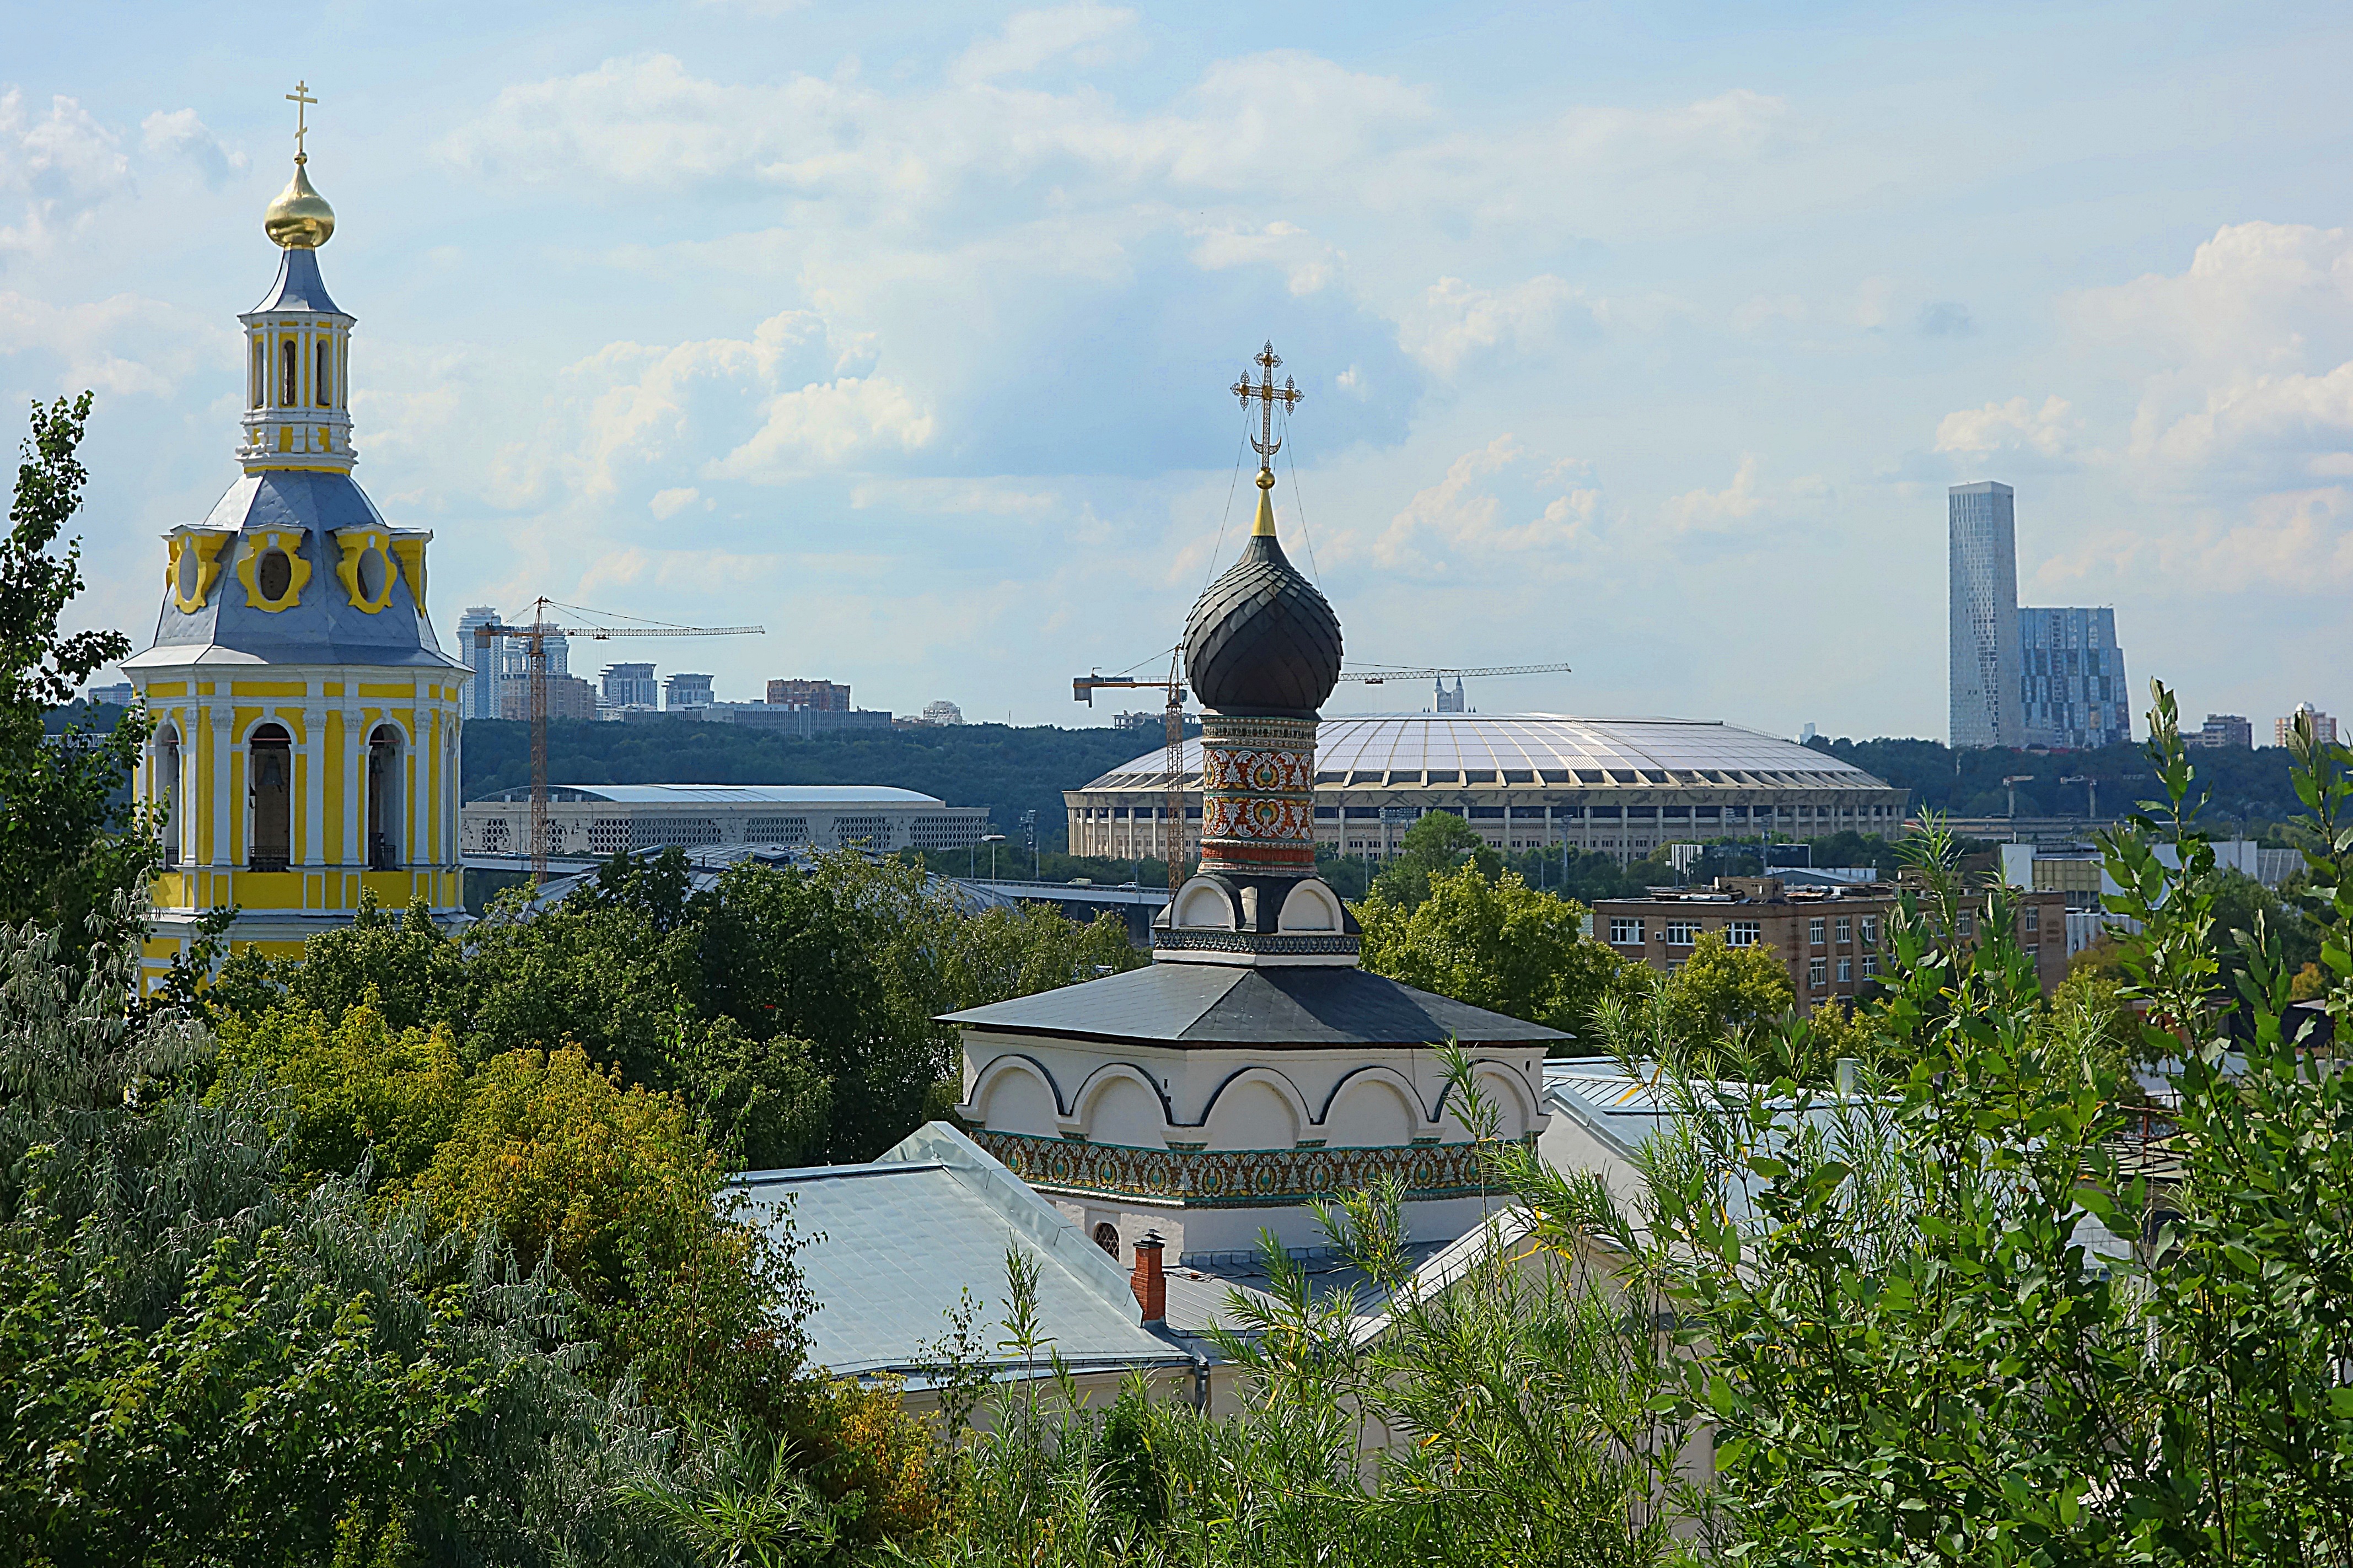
[1808,732,2302,823]
[461,718,1162,851]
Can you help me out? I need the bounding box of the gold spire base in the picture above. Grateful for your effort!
[1251,467,1277,537]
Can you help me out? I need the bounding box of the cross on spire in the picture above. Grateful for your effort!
[287,80,317,163]
[1232,341,1302,468]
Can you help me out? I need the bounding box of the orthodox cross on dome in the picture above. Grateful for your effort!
[1231,341,1302,468]
[286,80,317,163]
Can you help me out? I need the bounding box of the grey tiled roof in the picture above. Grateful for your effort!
[729,1123,1194,1380]
[939,960,1567,1047]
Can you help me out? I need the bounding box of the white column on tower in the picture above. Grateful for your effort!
[302,680,325,869]
[209,699,233,870]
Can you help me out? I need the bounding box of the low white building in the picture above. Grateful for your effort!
[460,783,989,859]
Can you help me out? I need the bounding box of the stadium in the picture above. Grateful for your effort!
[1066,713,1909,865]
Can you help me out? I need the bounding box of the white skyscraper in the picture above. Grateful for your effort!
[1949,481,2023,748]
[454,606,498,720]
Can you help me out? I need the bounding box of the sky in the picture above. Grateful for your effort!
[5,0,2351,740]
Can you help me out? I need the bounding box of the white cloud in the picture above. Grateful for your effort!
[1367,436,1597,572]
[1662,455,1769,534]
[1933,395,2080,460]
[951,3,1138,84]
[0,90,130,254]
[0,290,225,396]
[138,108,245,186]
[649,486,702,518]
[1398,274,1590,377]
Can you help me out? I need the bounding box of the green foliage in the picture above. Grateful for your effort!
[0,394,157,946]
[1657,929,1793,1046]
[214,998,467,1186]
[1367,810,1502,907]
[215,850,1143,1164]
[1357,862,1622,1036]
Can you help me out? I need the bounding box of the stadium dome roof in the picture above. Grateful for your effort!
[1078,713,1893,791]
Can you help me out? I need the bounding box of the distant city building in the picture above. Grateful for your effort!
[2279,703,2339,748]
[80,681,135,707]
[1950,482,2024,748]
[499,672,597,722]
[1595,876,2066,1011]
[664,672,715,710]
[2018,607,2130,749]
[1434,677,1469,713]
[2190,714,2253,750]
[600,662,660,709]
[461,783,988,860]
[1111,710,1160,732]
[922,700,965,726]
[767,678,850,710]
[455,606,499,720]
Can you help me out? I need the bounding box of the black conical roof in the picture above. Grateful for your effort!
[1183,526,1343,719]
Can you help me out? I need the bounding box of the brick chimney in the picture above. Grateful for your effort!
[1129,1230,1166,1324]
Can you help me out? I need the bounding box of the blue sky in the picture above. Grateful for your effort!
[6,1,2351,737]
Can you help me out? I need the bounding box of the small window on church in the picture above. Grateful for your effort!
[281,339,297,407]
[250,341,264,409]
[176,543,201,605]
[249,724,292,872]
[257,547,294,603]
[316,341,331,408]
[1093,1222,1120,1259]
[355,543,385,603]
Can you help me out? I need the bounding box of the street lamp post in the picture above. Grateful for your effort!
[981,832,1007,881]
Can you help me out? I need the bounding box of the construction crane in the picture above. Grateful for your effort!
[474,597,762,885]
[1073,654,1189,892]
[2001,774,2038,820]
[2058,773,2100,820]
[1336,661,1575,685]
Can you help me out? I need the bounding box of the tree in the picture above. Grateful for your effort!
[1657,930,1793,1046]
[212,998,468,1186]
[0,394,156,946]
[1365,811,1502,908]
[1357,864,1622,1038]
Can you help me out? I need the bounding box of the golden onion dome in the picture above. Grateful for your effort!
[264,158,335,249]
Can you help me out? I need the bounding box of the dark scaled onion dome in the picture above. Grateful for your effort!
[1183,481,1344,717]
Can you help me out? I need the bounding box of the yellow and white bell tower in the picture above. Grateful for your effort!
[126,88,467,985]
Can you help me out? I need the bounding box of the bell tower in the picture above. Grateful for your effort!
[125,86,468,987]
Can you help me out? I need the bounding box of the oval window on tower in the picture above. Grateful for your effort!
[355,543,385,602]
[257,547,293,602]
[176,543,201,605]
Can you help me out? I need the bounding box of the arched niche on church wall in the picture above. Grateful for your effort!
[1437,1064,1534,1143]
[971,1056,1060,1136]
[1078,1067,1168,1149]
[1202,1069,1306,1150]
[1320,1070,1421,1148]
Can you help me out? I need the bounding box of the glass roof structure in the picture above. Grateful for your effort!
[1078,713,1892,793]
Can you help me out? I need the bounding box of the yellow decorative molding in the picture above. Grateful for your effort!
[388,536,428,613]
[331,526,397,614]
[166,530,229,613]
[235,529,311,613]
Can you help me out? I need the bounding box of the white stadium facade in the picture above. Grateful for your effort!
[1066,713,1909,866]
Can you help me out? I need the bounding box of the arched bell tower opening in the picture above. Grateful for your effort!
[249,724,293,872]
[367,724,404,870]
[153,724,182,869]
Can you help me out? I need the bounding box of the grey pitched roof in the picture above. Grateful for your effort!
[939,960,1568,1048]
[125,472,463,673]
[728,1122,1194,1380]
[249,246,345,316]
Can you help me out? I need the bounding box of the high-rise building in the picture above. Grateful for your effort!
[2190,714,2253,750]
[2278,704,2339,748]
[2017,607,2131,749]
[600,661,659,709]
[767,678,850,710]
[455,606,498,720]
[1949,482,2023,748]
[501,673,597,722]
[663,672,714,710]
